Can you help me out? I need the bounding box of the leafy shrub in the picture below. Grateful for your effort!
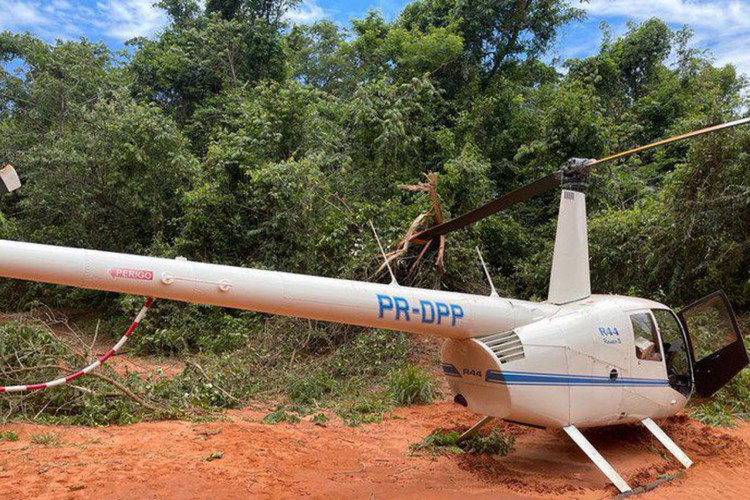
[125,300,258,356]
[288,372,339,405]
[387,365,436,406]
[410,429,463,455]
[0,310,413,427]
[311,413,329,426]
[461,429,515,456]
[324,330,411,379]
[262,405,310,424]
[0,320,173,425]
[411,428,515,456]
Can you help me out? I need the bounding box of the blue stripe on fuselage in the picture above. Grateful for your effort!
[485,370,668,387]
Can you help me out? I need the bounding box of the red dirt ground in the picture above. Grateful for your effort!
[2,402,750,499]
[3,316,750,499]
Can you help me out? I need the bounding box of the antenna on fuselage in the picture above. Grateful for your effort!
[475,246,499,298]
[369,221,399,286]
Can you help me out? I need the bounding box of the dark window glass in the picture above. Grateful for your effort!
[652,309,691,395]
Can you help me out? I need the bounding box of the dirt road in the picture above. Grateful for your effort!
[2,401,750,499]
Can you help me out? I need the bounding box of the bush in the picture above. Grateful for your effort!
[262,410,302,424]
[387,365,436,406]
[126,300,258,356]
[288,372,339,405]
[689,367,750,427]
[0,300,414,426]
[262,404,313,424]
[311,413,328,426]
[410,429,463,455]
[461,429,515,456]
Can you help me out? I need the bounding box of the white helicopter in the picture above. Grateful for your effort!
[1,119,749,493]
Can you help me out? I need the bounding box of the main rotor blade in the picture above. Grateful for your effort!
[410,171,561,243]
[587,117,750,168]
[409,117,749,243]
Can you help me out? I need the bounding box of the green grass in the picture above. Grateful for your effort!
[30,433,61,447]
[387,365,436,406]
[311,413,329,426]
[337,393,393,426]
[0,430,19,442]
[287,372,339,406]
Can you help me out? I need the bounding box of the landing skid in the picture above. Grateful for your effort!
[563,419,693,494]
[457,415,494,444]
[640,417,693,468]
[563,425,632,493]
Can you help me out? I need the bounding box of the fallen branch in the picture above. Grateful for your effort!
[1,362,170,416]
[377,172,446,282]
[84,370,167,414]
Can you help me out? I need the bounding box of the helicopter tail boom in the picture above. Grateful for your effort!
[0,239,551,340]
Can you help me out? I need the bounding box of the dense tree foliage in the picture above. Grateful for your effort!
[1,1,749,354]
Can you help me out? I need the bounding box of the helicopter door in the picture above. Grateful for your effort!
[678,291,748,397]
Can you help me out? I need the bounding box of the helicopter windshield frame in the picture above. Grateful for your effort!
[651,308,693,397]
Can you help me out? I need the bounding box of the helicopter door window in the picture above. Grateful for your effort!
[631,313,662,362]
[679,291,749,397]
[681,294,739,360]
[652,309,692,396]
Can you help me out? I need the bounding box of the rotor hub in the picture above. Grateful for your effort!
[562,158,595,192]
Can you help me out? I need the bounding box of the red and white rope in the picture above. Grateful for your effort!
[0,297,155,393]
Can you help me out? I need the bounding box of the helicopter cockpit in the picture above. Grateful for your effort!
[627,290,747,399]
[630,309,692,397]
